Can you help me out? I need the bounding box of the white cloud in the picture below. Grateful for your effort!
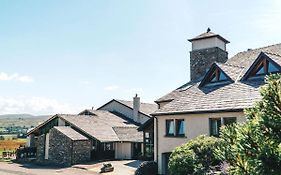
[0,96,80,115]
[0,72,33,83]
[104,85,120,91]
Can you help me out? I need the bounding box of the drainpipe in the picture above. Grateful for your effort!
[155,116,159,165]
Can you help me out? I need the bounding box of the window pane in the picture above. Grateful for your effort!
[210,73,217,82]
[176,120,185,136]
[168,121,174,134]
[145,132,150,138]
[210,118,221,136]
[268,62,279,73]
[166,120,174,136]
[256,65,265,75]
[219,72,228,81]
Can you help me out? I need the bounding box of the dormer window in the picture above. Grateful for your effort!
[242,52,281,80]
[209,69,228,83]
[252,60,279,76]
[199,64,232,87]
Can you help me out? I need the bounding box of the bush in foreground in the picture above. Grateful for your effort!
[169,135,222,175]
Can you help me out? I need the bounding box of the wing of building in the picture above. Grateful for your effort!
[25,95,157,166]
[153,29,281,174]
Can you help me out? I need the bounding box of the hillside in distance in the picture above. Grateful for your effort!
[0,114,50,128]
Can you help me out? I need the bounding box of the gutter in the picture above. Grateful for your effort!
[152,108,244,116]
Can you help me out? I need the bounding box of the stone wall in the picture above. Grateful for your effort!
[36,134,45,164]
[35,128,91,166]
[72,140,91,164]
[190,47,228,81]
[49,128,72,166]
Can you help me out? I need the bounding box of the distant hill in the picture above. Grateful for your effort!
[0,114,50,119]
[0,114,50,128]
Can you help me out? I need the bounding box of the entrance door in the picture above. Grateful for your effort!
[132,142,142,159]
[162,152,172,175]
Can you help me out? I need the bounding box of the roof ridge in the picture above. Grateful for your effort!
[113,126,137,128]
[116,99,156,105]
[263,51,281,57]
[236,43,281,55]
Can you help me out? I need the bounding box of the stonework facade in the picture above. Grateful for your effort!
[36,128,91,166]
[72,140,91,165]
[49,128,73,166]
[190,47,228,81]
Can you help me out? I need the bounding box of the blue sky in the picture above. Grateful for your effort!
[0,0,281,115]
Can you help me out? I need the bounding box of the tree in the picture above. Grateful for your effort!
[216,74,281,174]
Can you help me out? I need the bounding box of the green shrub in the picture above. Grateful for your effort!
[169,147,196,175]
[169,135,222,175]
[216,74,281,175]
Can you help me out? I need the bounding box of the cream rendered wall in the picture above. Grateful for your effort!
[155,111,245,174]
[115,142,132,159]
[192,37,226,51]
[100,101,150,124]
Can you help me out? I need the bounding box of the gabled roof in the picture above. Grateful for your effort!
[97,99,158,118]
[199,63,233,87]
[154,43,281,115]
[241,52,281,80]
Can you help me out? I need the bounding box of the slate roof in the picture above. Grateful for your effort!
[53,126,88,141]
[116,100,158,116]
[113,127,143,142]
[28,110,143,143]
[97,99,158,117]
[58,111,141,142]
[188,31,230,43]
[154,43,281,115]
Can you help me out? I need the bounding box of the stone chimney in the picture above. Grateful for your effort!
[188,28,230,81]
[133,94,140,123]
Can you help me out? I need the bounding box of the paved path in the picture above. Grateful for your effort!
[0,162,98,175]
[74,160,142,175]
[0,160,142,175]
